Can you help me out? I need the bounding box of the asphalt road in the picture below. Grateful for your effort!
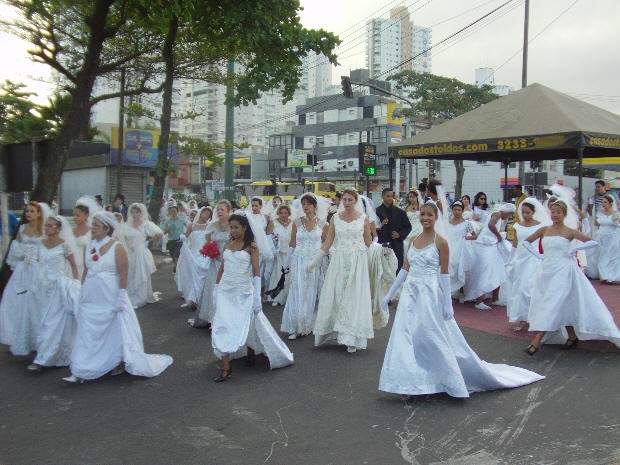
[1,258,619,465]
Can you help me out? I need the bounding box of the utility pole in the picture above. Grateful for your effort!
[518,0,529,186]
[224,59,235,202]
[116,68,126,196]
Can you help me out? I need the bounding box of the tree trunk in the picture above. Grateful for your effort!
[454,159,465,199]
[30,0,115,202]
[148,16,178,223]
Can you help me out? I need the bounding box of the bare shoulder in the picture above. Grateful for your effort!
[435,234,449,248]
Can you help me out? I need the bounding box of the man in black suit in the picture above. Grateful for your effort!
[376,188,412,273]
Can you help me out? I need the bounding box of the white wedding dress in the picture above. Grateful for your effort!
[379,240,545,398]
[527,236,620,347]
[179,225,210,305]
[127,221,162,308]
[596,212,620,283]
[265,220,292,306]
[73,231,91,278]
[195,225,230,324]
[33,242,81,367]
[314,215,374,350]
[211,249,294,369]
[506,223,544,323]
[1,227,43,353]
[281,218,326,336]
[404,210,422,247]
[446,220,473,292]
[70,241,173,379]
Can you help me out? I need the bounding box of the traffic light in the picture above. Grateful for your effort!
[341,76,353,98]
[306,153,317,166]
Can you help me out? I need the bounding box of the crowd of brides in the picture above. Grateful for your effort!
[0,179,618,398]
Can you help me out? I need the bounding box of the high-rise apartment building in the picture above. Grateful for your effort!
[366,7,432,79]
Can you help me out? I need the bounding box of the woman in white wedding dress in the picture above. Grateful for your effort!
[281,193,328,339]
[310,189,374,353]
[176,206,212,308]
[189,200,232,328]
[211,213,293,382]
[522,200,620,355]
[1,202,49,352]
[506,199,549,331]
[248,197,274,288]
[379,202,544,398]
[29,216,80,371]
[404,190,422,247]
[126,203,163,308]
[63,212,172,382]
[446,200,475,297]
[72,196,101,277]
[596,195,620,283]
[265,204,293,306]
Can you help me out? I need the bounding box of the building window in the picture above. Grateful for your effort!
[363,106,374,118]
[294,137,304,149]
[316,111,324,124]
[299,114,306,125]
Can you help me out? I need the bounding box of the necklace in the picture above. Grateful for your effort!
[90,236,111,262]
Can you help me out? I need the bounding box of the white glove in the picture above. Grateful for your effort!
[438,274,454,321]
[372,236,379,243]
[114,289,130,313]
[252,276,262,314]
[521,241,543,261]
[212,284,218,309]
[306,249,326,273]
[179,234,186,242]
[380,268,408,311]
[283,247,294,272]
[568,240,598,257]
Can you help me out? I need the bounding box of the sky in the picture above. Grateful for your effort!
[298,0,620,114]
[0,0,618,114]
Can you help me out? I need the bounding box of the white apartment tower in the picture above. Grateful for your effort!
[366,7,432,79]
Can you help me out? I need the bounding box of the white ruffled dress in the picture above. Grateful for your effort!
[127,221,162,308]
[596,212,620,283]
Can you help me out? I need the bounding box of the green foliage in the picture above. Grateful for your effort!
[389,71,500,120]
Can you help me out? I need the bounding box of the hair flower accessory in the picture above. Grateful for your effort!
[200,241,220,259]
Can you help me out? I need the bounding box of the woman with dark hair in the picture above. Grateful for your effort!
[473,192,490,223]
[265,204,293,306]
[248,197,274,288]
[211,213,293,382]
[73,196,102,277]
[522,200,620,355]
[281,193,328,339]
[595,194,620,283]
[461,195,474,220]
[379,202,544,398]
[0,201,50,349]
[63,212,172,382]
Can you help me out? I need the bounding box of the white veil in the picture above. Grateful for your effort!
[548,183,579,229]
[37,202,53,224]
[245,196,274,218]
[75,195,103,225]
[193,206,213,226]
[359,194,378,226]
[126,202,151,227]
[294,192,330,223]
[50,215,78,258]
[232,209,274,261]
[518,197,551,226]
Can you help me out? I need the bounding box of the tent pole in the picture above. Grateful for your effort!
[577,139,584,209]
[504,161,508,202]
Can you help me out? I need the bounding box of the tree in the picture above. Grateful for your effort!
[0,80,54,143]
[2,0,164,202]
[138,0,340,221]
[389,71,500,197]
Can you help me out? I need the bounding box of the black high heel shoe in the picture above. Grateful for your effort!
[213,367,232,382]
[524,344,539,356]
[561,337,579,350]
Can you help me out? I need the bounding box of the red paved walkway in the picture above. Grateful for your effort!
[454,280,620,353]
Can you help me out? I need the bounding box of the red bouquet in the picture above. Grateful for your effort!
[200,241,220,259]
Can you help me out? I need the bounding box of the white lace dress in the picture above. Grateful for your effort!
[196,225,230,324]
[527,236,620,347]
[281,218,326,336]
[596,212,620,283]
[506,223,544,323]
[70,241,173,379]
[379,241,545,397]
[211,249,294,369]
[314,215,373,350]
[265,220,292,306]
[127,221,162,308]
[33,242,81,367]
[1,227,42,352]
